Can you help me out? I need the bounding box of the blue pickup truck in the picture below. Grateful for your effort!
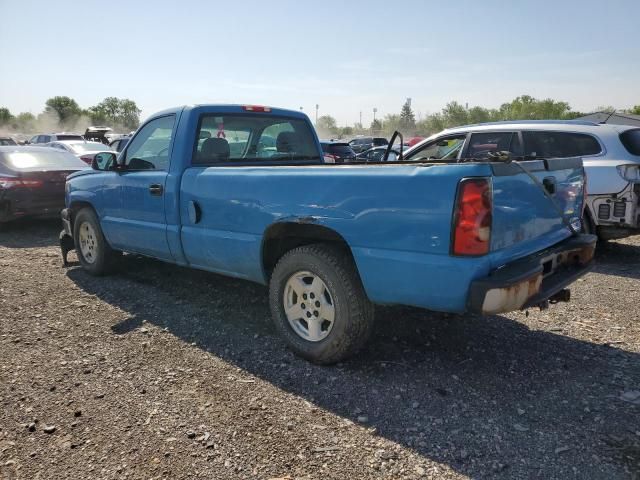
[61,104,596,363]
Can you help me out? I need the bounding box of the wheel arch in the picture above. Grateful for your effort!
[261,221,358,280]
[68,200,97,226]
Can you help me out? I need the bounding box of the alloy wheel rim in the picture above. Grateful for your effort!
[283,271,335,342]
[78,222,98,264]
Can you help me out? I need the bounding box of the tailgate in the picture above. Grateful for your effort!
[489,157,585,268]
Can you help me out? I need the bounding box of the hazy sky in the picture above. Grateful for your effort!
[1,0,638,126]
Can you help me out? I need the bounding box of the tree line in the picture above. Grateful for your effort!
[0,96,142,133]
[317,95,640,139]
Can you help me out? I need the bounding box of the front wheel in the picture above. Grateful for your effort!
[73,208,119,275]
[269,244,374,364]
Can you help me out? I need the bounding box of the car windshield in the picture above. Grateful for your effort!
[0,150,88,171]
[0,138,17,146]
[193,114,320,164]
[66,142,107,153]
[56,135,84,141]
[326,144,354,154]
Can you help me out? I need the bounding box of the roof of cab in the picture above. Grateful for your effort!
[148,104,309,120]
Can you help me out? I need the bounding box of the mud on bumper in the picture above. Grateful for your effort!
[468,234,597,315]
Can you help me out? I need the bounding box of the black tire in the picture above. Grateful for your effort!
[269,244,374,364]
[73,208,118,275]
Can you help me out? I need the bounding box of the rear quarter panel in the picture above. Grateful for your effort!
[179,163,497,312]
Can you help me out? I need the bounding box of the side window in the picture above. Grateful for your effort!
[193,114,320,165]
[467,132,518,159]
[523,131,601,159]
[405,134,466,162]
[124,115,175,171]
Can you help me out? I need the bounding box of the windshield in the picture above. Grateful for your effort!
[405,135,466,162]
[56,135,84,141]
[193,114,320,164]
[325,144,354,155]
[0,150,88,171]
[0,138,17,146]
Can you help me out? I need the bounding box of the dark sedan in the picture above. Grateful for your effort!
[0,147,88,224]
[320,141,357,163]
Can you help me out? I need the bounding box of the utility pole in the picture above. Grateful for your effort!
[315,104,319,125]
[359,111,362,127]
[373,107,377,123]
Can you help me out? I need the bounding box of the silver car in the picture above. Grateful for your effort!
[46,140,114,165]
[404,120,640,240]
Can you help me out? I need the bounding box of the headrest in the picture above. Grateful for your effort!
[199,137,230,162]
[276,132,298,153]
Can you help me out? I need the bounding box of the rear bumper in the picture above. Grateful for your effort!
[468,234,597,314]
[0,197,65,223]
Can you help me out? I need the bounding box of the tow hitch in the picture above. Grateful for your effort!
[536,288,571,310]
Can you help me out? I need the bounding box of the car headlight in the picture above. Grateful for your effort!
[617,164,640,182]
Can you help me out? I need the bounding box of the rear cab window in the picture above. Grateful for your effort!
[192,114,320,165]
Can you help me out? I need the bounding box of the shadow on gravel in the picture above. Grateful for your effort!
[66,254,640,479]
[593,241,640,280]
[0,218,60,248]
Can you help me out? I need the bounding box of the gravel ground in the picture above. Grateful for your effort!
[1,219,639,480]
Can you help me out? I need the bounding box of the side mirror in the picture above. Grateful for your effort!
[91,152,117,171]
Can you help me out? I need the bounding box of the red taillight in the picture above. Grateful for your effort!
[0,177,43,189]
[80,155,94,164]
[452,178,492,256]
[242,105,271,112]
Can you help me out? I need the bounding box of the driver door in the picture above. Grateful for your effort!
[103,115,176,260]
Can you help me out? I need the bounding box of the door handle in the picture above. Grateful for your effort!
[149,183,163,196]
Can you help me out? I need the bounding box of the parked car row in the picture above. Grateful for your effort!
[25,129,131,146]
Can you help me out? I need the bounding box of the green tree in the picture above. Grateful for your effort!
[441,101,469,127]
[119,99,141,130]
[381,114,400,137]
[44,96,81,126]
[340,126,354,136]
[316,115,338,136]
[497,95,573,120]
[12,112,36,132]
[0,107,13,125]
[370,118,382,133]
[88,97,142,130]
[628,105,640,115]
[399,99,416,133]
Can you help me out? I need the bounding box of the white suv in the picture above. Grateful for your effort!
[404,120,640,240]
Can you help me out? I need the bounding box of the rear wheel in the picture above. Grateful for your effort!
[269,244,374,364]
[73,208,118,275]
